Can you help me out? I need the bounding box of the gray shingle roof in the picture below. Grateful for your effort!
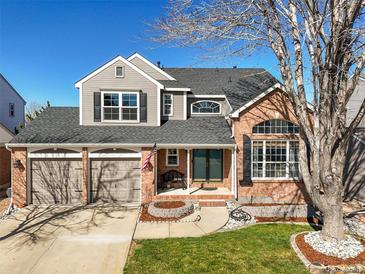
[163,68,279,111]
[11,107,234,145]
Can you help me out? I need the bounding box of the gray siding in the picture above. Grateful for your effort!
[347,78,365,127]
[343,135,365,202]
[82,60,159,126]
[0,126,14,144]
[129,56,171,80]
[187,97,231,117]
[0,75,25,134]
[161,91,185,120]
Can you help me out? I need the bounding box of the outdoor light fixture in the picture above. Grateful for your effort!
[13,159,22,168]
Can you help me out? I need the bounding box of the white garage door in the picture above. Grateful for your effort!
[91,158,140,203]
[31,159,83,204]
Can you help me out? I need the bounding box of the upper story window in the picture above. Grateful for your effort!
[253,119,299,134]
[9,103,15,117]
[191,100,221,114]
[115,66,125,78]
[102,91,139,122]
[163,94,173,116]
[166,148,179,166]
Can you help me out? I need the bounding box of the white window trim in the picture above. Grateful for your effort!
[115,66,125,78]
[163,93,173,116]
[9,103,15,117]
[251,140,299,180]
[166,148,179,166]
[191,100,221,115]
[101,91,140,123]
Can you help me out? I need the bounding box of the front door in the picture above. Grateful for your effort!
[193,149,223,181]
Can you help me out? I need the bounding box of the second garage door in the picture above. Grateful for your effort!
[90,158,141,203]
[31,159,83,204]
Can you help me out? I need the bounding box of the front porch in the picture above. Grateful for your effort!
[151,147,237,201]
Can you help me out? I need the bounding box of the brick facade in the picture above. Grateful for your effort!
[11,148,27,208]
[233,89,310,204]
[0,147,11,190]
[82,147,89,204]
[141,147,156,204]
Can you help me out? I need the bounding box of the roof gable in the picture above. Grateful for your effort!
[0,74,26,104]
[127,53,175,80]
[74,55,163,89]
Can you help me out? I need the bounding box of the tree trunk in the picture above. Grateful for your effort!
[321,203,345,240]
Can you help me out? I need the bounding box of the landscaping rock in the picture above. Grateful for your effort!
[344,218,365,239]
[304,231,364,260]
[220,202,255,231]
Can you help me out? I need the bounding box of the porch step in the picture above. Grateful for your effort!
[153,194,234,201]
[199,200,227,207]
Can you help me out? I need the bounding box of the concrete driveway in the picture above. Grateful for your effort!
[0,204,139,274]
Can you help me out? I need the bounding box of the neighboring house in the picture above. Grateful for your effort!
[344,75,365,202]
[7,53,309,207]
[0,73,26,196]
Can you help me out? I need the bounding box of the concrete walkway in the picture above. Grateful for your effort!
[0,204,139,274]
[134,207,228,239]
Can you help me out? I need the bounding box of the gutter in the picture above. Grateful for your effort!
[6,142,236,149]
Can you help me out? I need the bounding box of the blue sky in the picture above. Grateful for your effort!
[0,0,280,107]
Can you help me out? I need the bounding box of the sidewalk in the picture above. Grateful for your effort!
[134,207,228,239]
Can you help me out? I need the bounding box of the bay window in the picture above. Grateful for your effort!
[102,91,139,122]
[252,140,299,179]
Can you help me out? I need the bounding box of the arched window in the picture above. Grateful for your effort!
[191,101,221,114]
[253,119,299,134]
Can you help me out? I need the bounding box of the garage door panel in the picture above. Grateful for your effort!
[91,159,140,203]
[32,159,82,204]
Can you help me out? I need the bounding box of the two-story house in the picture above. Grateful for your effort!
[0,73,25,196]
[7,53,309,207]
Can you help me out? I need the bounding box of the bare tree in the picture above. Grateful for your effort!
[153,0,365,240]
[25,101,50,124]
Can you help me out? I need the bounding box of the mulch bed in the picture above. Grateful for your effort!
[139,204,193,222]
[295,232,365,266]
[0,198,10,215]
[255,216,321,225]
[154,201,186,209]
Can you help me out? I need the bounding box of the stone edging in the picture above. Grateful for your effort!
[290,232,365,273]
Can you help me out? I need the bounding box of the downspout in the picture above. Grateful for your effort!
[4,143,14,214]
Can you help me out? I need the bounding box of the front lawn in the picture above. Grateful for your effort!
[125,224,312,274]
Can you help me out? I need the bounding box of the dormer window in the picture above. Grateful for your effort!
[115,66,124,78]
[191,100,221,114]
[102,91,139,122]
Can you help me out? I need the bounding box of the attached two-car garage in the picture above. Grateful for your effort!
[30,148,141,205]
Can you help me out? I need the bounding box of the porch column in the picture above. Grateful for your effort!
[233,147,237,199]
[187,149,190,193]
[82,147,89,204]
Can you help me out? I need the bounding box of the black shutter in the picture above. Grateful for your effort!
[94,92,101,122]
[241,134,252,186]
[140,93,147,123]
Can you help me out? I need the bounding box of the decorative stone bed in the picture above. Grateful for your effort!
[291,232,365,272]
[139,200,198,223]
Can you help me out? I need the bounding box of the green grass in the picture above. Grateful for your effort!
[125,224,312,274]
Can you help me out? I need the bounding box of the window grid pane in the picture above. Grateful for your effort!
[164,94,172,115]
[192,101,220,114]
[253,119,299,134]
[252,140,299,179]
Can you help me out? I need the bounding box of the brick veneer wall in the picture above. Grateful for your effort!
[0,147,11,188]
[11,148,27,208]
[82,147,89,204]
[233,89,310,204]
[141,147,156,204]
